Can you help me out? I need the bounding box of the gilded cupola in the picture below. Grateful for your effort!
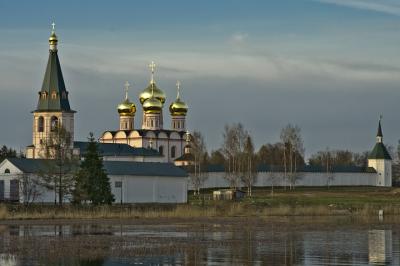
[117,81,136,116]
[49,22,58,51]
[169,81,188,116]
[139,61,166,104]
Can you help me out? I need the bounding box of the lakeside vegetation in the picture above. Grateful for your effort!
[1,187,400,220]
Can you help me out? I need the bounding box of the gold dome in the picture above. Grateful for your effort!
[143,96,162,114]
[117,99,136,116]
[169,98,188,116]
[49,31,58,45]
[139,83,166,104]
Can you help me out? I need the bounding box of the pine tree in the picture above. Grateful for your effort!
[74,133,114,205]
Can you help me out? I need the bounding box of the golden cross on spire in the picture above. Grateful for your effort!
[176,80,181,99]
[149,61,156,84]
[124,81,130,100]
[51,22,56,32]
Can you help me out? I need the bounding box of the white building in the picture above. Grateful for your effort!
[0,158,187,203]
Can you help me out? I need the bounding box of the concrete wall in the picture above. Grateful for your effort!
[189,171,378,190]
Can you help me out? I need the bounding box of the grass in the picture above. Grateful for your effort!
[1,186,400,220]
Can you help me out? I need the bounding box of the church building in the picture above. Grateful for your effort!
[99,62,190,163]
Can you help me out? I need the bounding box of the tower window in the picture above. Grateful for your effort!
[4,169,10,174]
[159,146,164,155]
[41,92,48,99]
[38,116,44,132]
[171,146,176,158]
[50,116,58,132]
[51,91,57,99]
[62,91,67,99]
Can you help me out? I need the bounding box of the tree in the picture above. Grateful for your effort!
[280,124,304,190]
[40,126,77,205]
[74,133,114,205]
[221,123,249,189]
[0,145,17,161]
[18,173,42,205]
[189,131,208,196]
[209,149,225,165]
[241,135,257,196]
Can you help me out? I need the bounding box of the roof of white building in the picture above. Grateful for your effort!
[2,158,188,177]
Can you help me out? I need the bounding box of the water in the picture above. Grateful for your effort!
[0,217,399,265]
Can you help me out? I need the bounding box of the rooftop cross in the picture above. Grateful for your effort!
[176,80,181,99]
[149,61,156,84]
[124,81,130,100]
[51,22,56,31]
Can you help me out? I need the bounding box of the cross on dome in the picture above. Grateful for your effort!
[149,61,156,84]
[124,81,130,100]
[176,80,181,99]
[51,22,56,31]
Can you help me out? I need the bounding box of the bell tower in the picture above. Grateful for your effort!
[368,117,392,187]
[26,23,76,159]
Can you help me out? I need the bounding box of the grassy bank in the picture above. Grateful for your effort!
[1,187,400,220]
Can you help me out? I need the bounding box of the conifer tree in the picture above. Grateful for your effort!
[74,133,114,205]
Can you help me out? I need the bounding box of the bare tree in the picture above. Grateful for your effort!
[190,131,208,195]
[241,135,257,196]
[221,123,249,190]
[18,173,42,205]
[39,126,78,205]
[280,124,304,190]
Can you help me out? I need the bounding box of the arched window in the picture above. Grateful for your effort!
[159,146,164,155]
[50,116,58,132]
[51,91,57,99]
[38,116,44,132]
[171,146,176,158]
[4,169,10,174]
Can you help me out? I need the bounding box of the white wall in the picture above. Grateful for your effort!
[109,175,187,203]
[189,171,379,190]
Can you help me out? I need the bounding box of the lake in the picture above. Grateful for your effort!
[0,216,399,265]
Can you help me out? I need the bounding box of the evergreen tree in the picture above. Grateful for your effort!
[74,133,114,205]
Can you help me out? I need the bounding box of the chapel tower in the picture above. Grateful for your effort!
[26,23,76,159]
[368,117,392,186]
[139,61,166,130]
[169,81,188,131]
[117,81,136,130]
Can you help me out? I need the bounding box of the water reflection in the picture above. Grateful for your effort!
[0,218,399,265]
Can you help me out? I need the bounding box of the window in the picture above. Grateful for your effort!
[50,116,58,131]
[41,92,48,99]
[171,146,176,158]
[51,91,57,99]
[62,91,67,99]
[38,116,44,132]
[115,181,122,188]
[159,146,164,155]
[4,169,10,174]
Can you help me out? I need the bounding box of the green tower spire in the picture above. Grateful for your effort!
[35,24,74,113]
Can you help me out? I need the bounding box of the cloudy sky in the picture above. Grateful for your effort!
[0,0,400,159]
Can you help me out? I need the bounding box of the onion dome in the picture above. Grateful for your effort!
[117,81,136,116]
[117,99,136,116]
[139,61,166,104]
[49,22,58,49]
[169,81,188,116]
[143,96,162,114]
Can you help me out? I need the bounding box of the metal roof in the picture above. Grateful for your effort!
[368,143,392,160]
[35,50,73,112]
[74,141,161,157]
[4,158,187,177]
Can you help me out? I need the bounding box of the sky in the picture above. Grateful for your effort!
[0,0,400,159]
